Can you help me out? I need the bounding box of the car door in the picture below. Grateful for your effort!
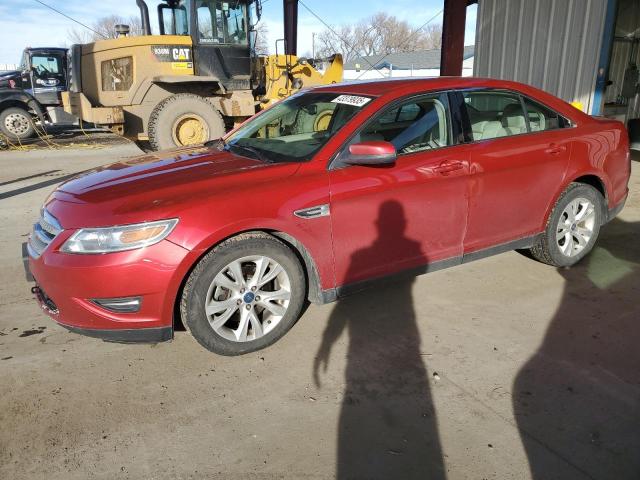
[459,89,573,254]
[328,91,473,289]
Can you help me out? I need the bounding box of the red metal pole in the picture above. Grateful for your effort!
[440,0,469,76]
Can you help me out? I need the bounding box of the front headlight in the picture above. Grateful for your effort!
[61,219,178,254]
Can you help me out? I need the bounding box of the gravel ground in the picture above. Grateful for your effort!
[0,138,638,480]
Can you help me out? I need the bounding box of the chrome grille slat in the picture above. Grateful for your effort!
[28,209,62,258]
[40,210,62,235]
[34,224,53,244]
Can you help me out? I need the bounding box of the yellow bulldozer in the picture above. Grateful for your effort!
[62,0,342,150]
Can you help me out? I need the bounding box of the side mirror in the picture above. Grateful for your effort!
[343,141,396,166]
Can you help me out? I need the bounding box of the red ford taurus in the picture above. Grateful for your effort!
[28,78,630,355]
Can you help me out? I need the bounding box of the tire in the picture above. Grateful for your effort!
[180,232,307,356]
[148,93,225,151]
[528,183,605,267]
[0,107,35,141]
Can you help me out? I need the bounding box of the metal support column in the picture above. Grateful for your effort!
[440,0,475,76]
[283,0,299,56]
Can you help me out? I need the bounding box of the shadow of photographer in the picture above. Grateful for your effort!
[514,218,640,479]
[314,200,446,480]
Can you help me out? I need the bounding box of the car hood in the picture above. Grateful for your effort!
[47,145,301,228]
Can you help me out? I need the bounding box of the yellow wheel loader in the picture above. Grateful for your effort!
[62,0,342,151]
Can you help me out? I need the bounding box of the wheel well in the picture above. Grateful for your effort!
[267,230,325,305]
[172,229,325,331]
[573,174,607,203]
[0,100,31,114]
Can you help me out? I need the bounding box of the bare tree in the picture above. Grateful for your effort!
[315,25,357,62]
[68,15,144,44]
[315,13,443,62]
[253,22,270,56]
[422,23,442,50]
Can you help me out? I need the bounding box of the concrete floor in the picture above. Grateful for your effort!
[0,139,638,480]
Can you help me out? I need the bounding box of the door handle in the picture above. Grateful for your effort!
[434,161,465,175]
[545,144,567,155]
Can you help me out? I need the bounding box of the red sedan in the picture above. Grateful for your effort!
[28,78,630,355]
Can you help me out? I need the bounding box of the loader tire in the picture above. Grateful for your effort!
[148,93,225,151]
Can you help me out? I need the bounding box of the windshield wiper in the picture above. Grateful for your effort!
[226,143,272,163]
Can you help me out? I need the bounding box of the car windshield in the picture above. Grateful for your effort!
[223,92,374,163]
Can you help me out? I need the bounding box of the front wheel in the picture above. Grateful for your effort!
[528,183,605,267]
[0,107,35,141]
[180,233,307,356]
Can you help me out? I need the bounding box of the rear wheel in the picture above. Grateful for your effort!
[528,183,604,267]
[148,93,225,151]
[0,107,35,141]
[180,233,307,356]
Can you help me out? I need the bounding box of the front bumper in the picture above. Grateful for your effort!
[28,236,191,344]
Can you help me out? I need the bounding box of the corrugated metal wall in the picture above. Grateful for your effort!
[474,0,608,114]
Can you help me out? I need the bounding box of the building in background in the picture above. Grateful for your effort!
[0,64,19,73]
[343,46,475,80]
[474,0,640,125]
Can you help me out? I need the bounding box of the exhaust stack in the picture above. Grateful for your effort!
[136,0,152,36]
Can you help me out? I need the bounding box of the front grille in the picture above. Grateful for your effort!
[27,209,63,258]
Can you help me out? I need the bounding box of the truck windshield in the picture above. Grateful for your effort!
[223,92,374,163]
[196,0,248,44]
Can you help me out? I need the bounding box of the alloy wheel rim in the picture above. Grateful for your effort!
[5,113,30,136]
[205,255,291,342]
[556,197,596,257]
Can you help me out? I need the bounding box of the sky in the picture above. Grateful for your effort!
[0,0,477,65]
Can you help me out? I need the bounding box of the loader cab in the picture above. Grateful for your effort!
[18,48,68,106]
[156,0,259,90]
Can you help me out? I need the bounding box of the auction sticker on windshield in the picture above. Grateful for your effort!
[331,95,371,107]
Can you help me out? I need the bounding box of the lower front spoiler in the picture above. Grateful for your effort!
[59,324,173,344]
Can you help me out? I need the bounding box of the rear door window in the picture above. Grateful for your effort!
[523,97,569,131]
[461,90,527,140]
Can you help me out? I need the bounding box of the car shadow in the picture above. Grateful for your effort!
[514,218,640,479]
[313,201,446,480]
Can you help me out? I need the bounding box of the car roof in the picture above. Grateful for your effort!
[312,76,536,96]
[310,76,591,123]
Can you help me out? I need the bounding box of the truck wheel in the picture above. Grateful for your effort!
[180,232,307,356]
[148,93,225,151]
[0,107,35,141]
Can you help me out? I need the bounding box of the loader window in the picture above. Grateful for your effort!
[197,0,248,44]
[160,3,189,35]
[101,57,133,92]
